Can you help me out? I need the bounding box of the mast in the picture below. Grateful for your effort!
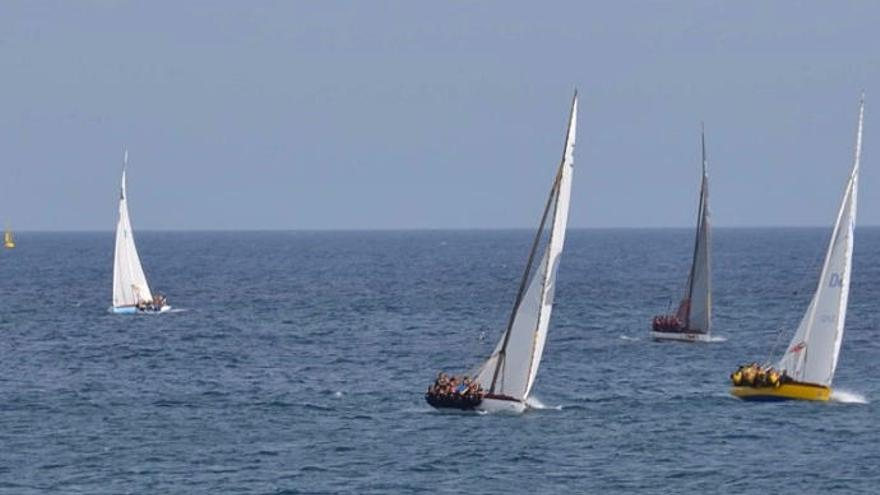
[489,91,576,393]
[120,149,128,199]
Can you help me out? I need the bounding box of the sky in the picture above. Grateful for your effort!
[1,1,878,231]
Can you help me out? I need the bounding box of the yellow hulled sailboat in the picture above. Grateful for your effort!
[730,95,864,402]
[4,227,14,249]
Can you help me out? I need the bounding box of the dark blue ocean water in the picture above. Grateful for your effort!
[1,229,878,494]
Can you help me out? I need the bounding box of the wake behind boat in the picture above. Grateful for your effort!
[730,95,864,402]
[110,150,171,315]
[425,92,577,414]
[652,127,712,342]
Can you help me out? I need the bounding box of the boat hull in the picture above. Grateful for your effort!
[424,393,481,411]
[425,393,527,414]
[110,305,172,315]
[730,382,831,402]
[477,395,527,414]
[650,330,710,342]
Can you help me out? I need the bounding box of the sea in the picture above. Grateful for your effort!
[0,228,878,494]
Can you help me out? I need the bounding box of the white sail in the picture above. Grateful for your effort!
[681,131,711,333]
[474,94,577,401]
[474,249,549,398]
[112,152,153,308]
[777,96,863,386]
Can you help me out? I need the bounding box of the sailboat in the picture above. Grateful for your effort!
[4,227,14,249]
[651,128,712,342]
[111,150,170,314]
[425,93,577,414]
[730,95,864,402]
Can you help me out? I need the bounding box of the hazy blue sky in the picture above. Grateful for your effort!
[1,1,878,230]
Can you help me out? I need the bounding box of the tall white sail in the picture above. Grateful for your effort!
[474,94,577,401]
[112,151,153,308]
[680,130,711,333]
[778,96,863,386]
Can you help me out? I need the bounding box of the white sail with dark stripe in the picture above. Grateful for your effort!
[681,130,712,333]
[473,93,577,403]
[652,129,713,341]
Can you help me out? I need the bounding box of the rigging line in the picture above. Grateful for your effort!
[765,225,831,366]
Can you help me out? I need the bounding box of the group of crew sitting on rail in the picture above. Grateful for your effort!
[730,362,793,388]
[652,314,683,332]
[427,372,485,401]
[136,293,167,312]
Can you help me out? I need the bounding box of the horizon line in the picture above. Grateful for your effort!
[8,224,880,234]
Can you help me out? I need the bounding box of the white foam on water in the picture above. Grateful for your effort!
[618,335,640,341]
[526,396,563,410]
[333,391,343,398]
[708,335,728,343]
[141,310,170,316]
[831,389,868,404]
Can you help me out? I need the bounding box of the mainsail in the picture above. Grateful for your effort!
[473,93,577,401]
[777,95,863,387]
[112,151,154,308]
[676,128,712,333]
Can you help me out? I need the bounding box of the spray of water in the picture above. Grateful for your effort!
[526,396,563,410]
[830,389,868,404]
